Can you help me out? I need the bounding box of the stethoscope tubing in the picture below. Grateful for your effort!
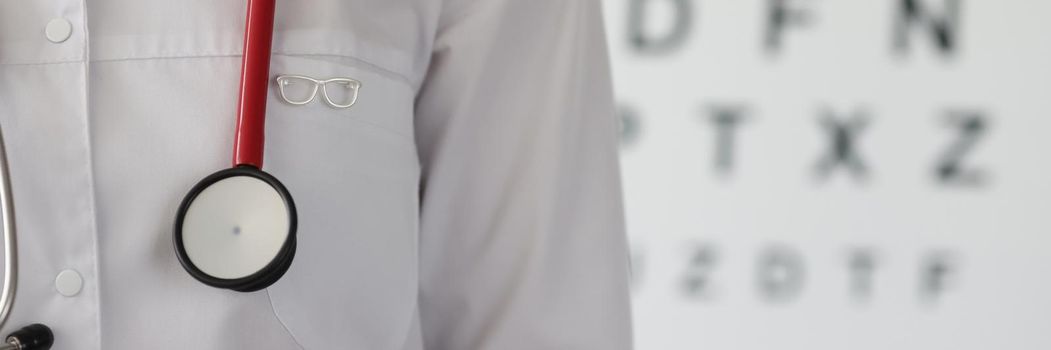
[0,125,16,331]
[232,0,277,169]
[0,125,54,349]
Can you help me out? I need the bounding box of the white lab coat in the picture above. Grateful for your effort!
[0,0,631,349]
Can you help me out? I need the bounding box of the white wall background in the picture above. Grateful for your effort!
[603,1,1051,349]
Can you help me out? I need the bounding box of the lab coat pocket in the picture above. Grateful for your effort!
[262,54,420,349]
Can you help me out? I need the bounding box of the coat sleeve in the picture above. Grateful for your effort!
[412,0,634,349]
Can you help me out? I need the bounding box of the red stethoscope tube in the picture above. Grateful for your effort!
[232,0,276,168]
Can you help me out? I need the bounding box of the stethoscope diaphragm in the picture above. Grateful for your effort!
[173,166,296,292]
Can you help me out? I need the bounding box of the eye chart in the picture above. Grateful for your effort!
[606,1,1051,349]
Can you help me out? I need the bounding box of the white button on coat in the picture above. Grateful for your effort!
[44,18,73,43]
[54,269,83,297]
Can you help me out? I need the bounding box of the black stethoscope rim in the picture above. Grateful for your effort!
[172,165,297,292]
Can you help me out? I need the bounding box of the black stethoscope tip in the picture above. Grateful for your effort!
[6,323,53,350]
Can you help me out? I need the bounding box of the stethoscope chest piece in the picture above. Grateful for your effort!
[173,166,296,292]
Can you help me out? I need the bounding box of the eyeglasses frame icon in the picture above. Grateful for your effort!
[275,74,362,109]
